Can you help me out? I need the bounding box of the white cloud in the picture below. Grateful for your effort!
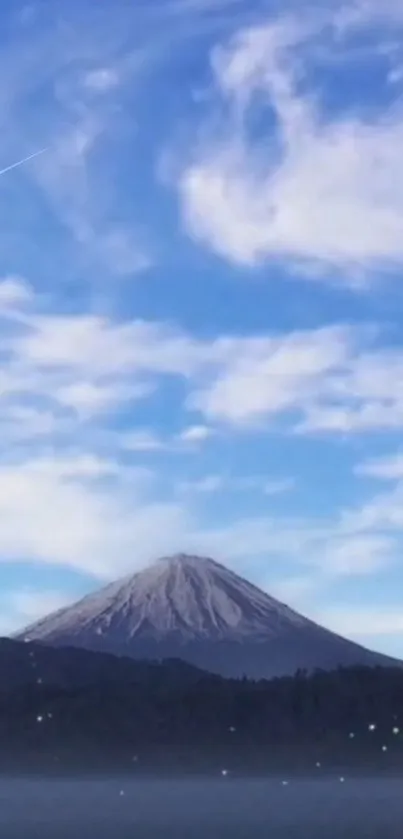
[95,228,152,276]
[178,424,214,442]
[0,435,393,592]
[120,429,167,452]
[3,287,403,442]
[178,13,403,278]
[0,453,189,578]
[335,0,403,31]
[189,514,397,580]
[263,477,295,495]
[16,312,203,378]
[84,67,120,92]
[0,276,33,311]
[55,380,152,420]
[318,533,396,576]
[0,589,73,636]
[388,65,403,85]
[191,325,354,427]
[178,473,294,495]
[188,325,403,434]
[121,424,214,454]
[22,454,124,481]
[27,81,152,278]
[179,474,225,493]
[297,403,403,434]
[310,605,403,639]
[356,452,403,481]
[0,286,401,585]
[0,291,214,471]
[0,303,207,432]
[0,406,63,441]
[341,482,403,534]
[298,347,403,433]
[267,574,321,608]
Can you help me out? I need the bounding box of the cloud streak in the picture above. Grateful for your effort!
[0,147,48,178]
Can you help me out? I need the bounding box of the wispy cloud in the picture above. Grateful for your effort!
[355,452,403,481]
[189,324,403,434]
[120,430,167,453]
[309,605,403,639]
[341,481,403,535]
[178,424,215,443]
[177,10,403,280]
[0,4,156,284]
[263,477,295,495]
[0,285,397,582]
[3,279,403,454]
[83,68,120,92]
[177,473,294,495]
[0,276,33,311]
[191,325,354,428]
[0,451,189,578]
[0,589,73,636]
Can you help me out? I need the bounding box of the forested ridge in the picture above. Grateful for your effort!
[1,637,403,775]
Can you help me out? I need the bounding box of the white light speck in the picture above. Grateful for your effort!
[221,769,228,776]
[119,790,125,796]
[369,724,376,731]
[229,726,236,732]
[339,777,345,783]
[382,745,388,752]
[349,732,355,739]
[282,780,289,786]
[316,762,321,768]
[393,727,400,735]
[36,715,43,723]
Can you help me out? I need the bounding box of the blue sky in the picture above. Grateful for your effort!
[1,0,403,657]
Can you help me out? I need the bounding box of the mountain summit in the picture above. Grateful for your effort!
[15,554,401,679]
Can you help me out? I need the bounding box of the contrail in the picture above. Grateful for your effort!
[0,147,47,178]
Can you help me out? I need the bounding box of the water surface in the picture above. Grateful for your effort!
[0,777,402,837]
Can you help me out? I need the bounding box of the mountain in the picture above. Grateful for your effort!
[14,553,402,679]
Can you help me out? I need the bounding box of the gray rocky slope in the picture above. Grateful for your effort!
[14,554,402,679]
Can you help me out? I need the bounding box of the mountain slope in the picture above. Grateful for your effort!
[14,554,402,679]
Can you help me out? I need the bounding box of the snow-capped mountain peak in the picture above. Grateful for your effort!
[14,553,401,679]
[18,553,307,644]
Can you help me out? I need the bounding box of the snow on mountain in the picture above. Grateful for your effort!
[14,554,402,679]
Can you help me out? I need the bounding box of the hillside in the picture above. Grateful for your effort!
[0,654,403,775]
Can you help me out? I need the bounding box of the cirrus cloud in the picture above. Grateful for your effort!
[178,12,403,280]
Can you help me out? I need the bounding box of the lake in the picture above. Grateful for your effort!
[0,777,402,837]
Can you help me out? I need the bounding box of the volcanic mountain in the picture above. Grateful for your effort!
[14,554,401,679]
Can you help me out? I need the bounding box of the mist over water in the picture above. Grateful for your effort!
[0,777,402,838]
